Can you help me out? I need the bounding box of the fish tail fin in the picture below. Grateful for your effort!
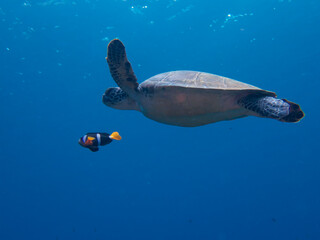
[110,132,122,140]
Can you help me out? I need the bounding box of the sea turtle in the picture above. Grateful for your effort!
[102,39,304,127]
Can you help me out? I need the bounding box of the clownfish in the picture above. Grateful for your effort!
[79,132,121,152]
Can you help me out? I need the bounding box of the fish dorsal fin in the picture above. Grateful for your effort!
[107,39,139,96]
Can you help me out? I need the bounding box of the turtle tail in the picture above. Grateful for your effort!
[239,95,304,123]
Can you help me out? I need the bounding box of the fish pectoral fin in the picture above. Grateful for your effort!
[84,136,95,145]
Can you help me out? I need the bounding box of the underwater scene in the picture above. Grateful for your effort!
[1,0,320,239]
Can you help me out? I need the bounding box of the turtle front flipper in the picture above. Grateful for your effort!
[107,39,139,96]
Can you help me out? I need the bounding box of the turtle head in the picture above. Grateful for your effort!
[102,87,139,111]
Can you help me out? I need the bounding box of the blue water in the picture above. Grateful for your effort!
[1,0,320,239]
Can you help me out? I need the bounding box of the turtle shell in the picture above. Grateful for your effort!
[140,70,276,96]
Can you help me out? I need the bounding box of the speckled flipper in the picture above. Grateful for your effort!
[239,94,304,122]
[107,39,139,95]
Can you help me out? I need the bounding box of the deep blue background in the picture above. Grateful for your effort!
[1,0,319,239]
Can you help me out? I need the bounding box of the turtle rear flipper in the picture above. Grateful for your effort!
[107,39,139,96]
[239,94,305,123]
[279,99,304,122]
